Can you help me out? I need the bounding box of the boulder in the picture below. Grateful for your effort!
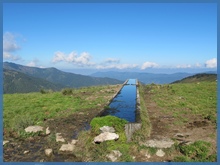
[106,150,122,162]
[45,149,53,157]
[25,126,43,133]
[94,132,119,143]
[156,149,165,157]
[100,126,115,133]
[59,143,75,152]
[56,133,65,142]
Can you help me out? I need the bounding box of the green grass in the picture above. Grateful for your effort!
[174,141,216,162]
[75,115,133,162]
[3,85,121,132]
[148,81,217,124]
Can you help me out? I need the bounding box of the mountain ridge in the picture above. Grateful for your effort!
[3,62,123,94]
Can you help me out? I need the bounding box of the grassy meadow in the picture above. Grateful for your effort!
[3,85,122,132]
[3,78,217,162]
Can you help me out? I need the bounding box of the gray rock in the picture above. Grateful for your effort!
[24,150,30,154]
[106,150,122,162]
[3,140,9,145]
[25,126,43,133]
[142,138,174,148]
[56,133,65,142]
[45,127,50,135]
[100,126,115,133]
[59,143,74,152]
[71,139,78,145]
[94,132,119,143]
[156,149,165,157]
[45,149,53,157]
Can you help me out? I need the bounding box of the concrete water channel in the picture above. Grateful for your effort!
[100,79,142,142]
[100,79,139,122]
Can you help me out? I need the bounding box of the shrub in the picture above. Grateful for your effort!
[11,114,34,131]
[61,88,73,95]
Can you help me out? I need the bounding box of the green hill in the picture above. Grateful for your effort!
[3,62,123,93]
[171,73,217,84]
[3,69,65,94]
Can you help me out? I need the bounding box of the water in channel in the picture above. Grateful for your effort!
[100,79,137,122]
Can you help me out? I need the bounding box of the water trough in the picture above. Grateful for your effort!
[99,79,142,141]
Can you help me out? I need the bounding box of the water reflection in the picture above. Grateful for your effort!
[101,79,137,122]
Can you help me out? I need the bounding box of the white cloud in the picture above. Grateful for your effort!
[26,59,45,68]
[26,61,36,67]
[52,51,94,67]
[141,61,159,70]
[3,32,21,61]
[205,58,217,68]
[104,58,120,64]
[3,32,20,52]
[3,52,21,61]
[195,63,202,68]
[176,64,192,68]
[96,63,138,70]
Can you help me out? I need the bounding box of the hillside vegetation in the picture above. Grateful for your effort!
[3,69,65,94]
[172,73,217,84]
[3,62,123,94]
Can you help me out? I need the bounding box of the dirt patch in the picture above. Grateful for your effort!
[3,108,102,162]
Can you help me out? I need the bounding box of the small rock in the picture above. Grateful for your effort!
[140,149,151,158]
[59,143,74,152]
[106,150,122,162]
[156,149,165,157]
[45,149,53,157]
[25,126,43,133]
[94,132,119,143]
[46,127,50,135]
[56,133,65,142]
[24,150,30,154]
[71,139,78,145]
[100,126,115,133]
[3,140,9,145]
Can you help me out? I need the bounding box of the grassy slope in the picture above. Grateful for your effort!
[3,69,65,94]
[150,81,217,123]
[3,85,122,131]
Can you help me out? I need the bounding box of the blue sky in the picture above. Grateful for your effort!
[3,3,217,74]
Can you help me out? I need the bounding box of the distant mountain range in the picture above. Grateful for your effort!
[90,71,217,84]
[91,71,191,84]
[3,62,123,94]
[3,62,217,94]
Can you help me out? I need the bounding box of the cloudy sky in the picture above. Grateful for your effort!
[3,3,217,74]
